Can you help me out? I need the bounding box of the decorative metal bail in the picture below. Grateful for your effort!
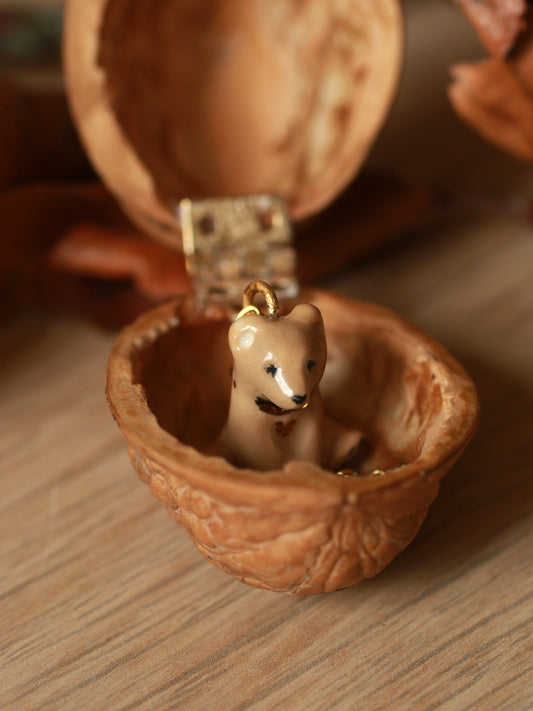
[237,280,281,320]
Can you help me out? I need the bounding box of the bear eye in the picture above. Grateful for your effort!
[265,364,278,377]
[306,359,316,371]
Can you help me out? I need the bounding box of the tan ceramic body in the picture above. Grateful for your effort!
[106,289,479,594]
[223,304,323,468]
[220,303,361,470]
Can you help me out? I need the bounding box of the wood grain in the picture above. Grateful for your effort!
[1,1,532,708]
[1,215,532,710]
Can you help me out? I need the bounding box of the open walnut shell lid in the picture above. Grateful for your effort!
[64,0,402,244]
[106,289,479,594]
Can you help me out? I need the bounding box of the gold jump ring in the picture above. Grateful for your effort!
[237,280,280,319]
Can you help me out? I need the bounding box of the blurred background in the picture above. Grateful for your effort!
[3,0,533,325]
[1,0,532,189]
[0,0,63,87]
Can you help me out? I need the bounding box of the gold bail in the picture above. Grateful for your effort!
[237,280,281,320]
[178,194,298,309]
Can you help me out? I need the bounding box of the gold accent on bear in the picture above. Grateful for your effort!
[336,468,386,477]
[237,280,280,320]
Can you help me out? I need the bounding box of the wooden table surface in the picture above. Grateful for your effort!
[2,209,532,711]
[1,2,533,709]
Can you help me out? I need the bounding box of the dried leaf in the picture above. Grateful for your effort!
[0,181,187,327]
[449,58,533,162]
[455,0,527,58]
[50,226,189,300]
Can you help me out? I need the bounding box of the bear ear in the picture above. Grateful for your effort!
[289,304,325,334]
[229,314,259,352]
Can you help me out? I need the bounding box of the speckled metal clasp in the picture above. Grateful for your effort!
[179,195,298,309]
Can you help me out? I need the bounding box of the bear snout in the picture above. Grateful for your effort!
[292,394,307,406]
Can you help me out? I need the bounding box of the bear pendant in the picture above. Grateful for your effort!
[217,280,362,472]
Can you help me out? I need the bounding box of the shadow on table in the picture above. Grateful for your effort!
[359,351,533,590]
[0,316,54,381]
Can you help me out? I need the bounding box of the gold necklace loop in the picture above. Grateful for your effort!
[237,280,281,320]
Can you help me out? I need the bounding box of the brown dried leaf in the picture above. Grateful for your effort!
[508,27,533,95]
[455,0,527,58]
[451,0,533,159]
[0,181,187,327]
[449,58,533,162]
[50,225,189,300]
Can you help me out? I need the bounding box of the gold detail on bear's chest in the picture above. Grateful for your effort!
[273,420,296,438]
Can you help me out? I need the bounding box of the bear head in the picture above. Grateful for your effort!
[228,303,326,412]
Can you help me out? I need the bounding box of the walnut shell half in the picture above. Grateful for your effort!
[106,290,479,594]
[64,0,402,244]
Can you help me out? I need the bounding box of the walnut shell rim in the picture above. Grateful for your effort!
[106,289,479,593]
[64,0,403,244]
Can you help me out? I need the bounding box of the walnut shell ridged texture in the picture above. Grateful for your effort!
[64,0,402,244]
[106,290,479,594]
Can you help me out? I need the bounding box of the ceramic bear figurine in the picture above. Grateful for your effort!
[218,281,362,471]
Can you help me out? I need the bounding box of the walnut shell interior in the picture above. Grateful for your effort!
[64,0,402,243]
[107,290,479,594]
